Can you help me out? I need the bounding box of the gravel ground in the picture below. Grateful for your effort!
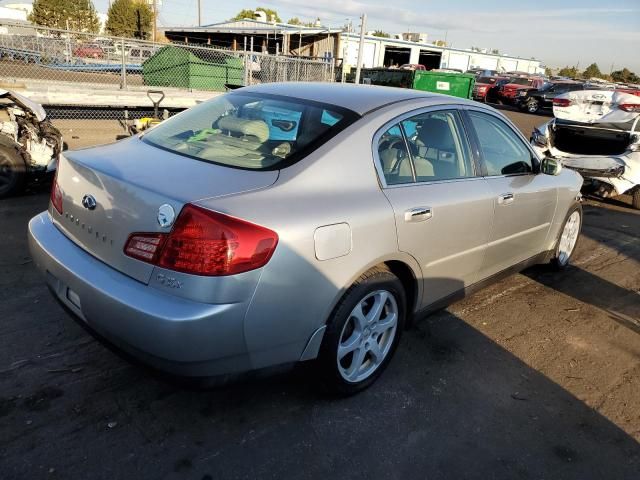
[1,109,639,480]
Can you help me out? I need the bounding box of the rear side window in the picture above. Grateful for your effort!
[377,110,474,185]
[143,93,358,170]
[468,111,533,176]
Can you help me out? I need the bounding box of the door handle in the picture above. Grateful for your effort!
[404,207,432,222]
[498,193,514,205]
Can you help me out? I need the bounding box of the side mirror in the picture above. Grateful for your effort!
[541,157,562,176]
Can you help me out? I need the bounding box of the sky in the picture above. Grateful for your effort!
[8,0,640,71]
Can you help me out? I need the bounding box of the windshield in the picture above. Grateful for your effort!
[477,77,497,84]
[143,92,359,170]
[511,78,533,86]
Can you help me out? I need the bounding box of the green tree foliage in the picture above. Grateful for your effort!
[582,63,602,79]
[611,67,640,84]
[106,0,153,39]
[232,7,281,23]
[29,0,100,33]
[372,30,390,38]
[557,66,581,79]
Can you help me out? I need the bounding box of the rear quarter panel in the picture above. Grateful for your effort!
[196,100,441,367]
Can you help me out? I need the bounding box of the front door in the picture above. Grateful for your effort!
[464,109,557,279]
[375,108,495,307]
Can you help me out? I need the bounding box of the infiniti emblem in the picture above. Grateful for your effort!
[157,204,175,228]
[81,194,97,210]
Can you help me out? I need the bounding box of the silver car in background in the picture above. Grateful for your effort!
[28,83,583,394]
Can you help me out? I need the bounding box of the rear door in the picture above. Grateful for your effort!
[374,108,495,307]
[463,109,557,279]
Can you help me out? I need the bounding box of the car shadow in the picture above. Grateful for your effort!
[524,264,640,336]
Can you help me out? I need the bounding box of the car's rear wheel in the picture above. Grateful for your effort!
[317,266,406,395]
[527,99,540,114]
[0,144,26,198]
[631,187,640,210]
[550,204,582,270]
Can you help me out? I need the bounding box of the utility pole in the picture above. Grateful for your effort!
[152,0,157,42]
[354,13,366,84]
[197,0,201,27]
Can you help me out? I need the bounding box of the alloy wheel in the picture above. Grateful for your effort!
[558,211,581,266]
[337,290,398,383]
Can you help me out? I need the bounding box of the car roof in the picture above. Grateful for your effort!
[236,82,442,116]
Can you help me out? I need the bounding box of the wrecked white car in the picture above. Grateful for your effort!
[531,90,640,209]
[0,89,62,198]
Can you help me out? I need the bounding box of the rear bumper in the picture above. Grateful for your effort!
[28,211,254,376]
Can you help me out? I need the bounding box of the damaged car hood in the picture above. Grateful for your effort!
[553,90,640,124]
[0,89,47,122]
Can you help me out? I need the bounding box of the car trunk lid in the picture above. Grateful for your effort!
[553,90,640,124]
[52,136,278,284]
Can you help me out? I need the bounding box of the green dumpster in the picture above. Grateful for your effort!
[143,46,243,92]
[355,68,475,99]
[412,71,475,99]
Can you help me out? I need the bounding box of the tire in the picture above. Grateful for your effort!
[550,204,582,270]
[526,99,540,114]
[631,187,640,210]
[0,144,26,199]
[316,266,406,395]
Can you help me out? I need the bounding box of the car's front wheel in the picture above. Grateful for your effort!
[317,266,406,395]
[550,204,582,270]
[0,144,26,198]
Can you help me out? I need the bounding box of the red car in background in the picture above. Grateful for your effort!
[499,76,545,104]
[72,44,104,59]
[473,76,509,102]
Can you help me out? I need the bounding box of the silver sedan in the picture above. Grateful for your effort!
[28,83,583,394]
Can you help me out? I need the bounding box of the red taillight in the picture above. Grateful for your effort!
[50,169,63,214]
[124,233,166,263]
[124,204,278,276]
[619,103,640,113]
[553,98,572,107]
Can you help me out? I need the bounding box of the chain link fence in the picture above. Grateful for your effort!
[1,20,338,147]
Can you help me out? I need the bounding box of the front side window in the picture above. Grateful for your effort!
[468,111,533,176]
[143,93,358,170]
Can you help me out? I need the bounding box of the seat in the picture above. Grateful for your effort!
[415,118,460,180]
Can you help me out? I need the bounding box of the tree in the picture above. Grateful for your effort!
[372,30,390,38]
[557,66,580,79]
[232,7,281,23]
[583,63,602,79]
[611,67,640,84]
[106,0,153,39]
[544,66,553,77]
[490,49,500,55]
[287,17,302,25]
[29,0,100,33]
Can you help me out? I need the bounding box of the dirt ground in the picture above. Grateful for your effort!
[1,109,639,480]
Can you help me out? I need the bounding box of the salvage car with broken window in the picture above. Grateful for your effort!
[0,89,62,198]
[531,89,640,209]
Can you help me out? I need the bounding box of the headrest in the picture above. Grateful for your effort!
[218,116,269,143]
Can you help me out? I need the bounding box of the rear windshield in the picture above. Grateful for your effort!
[143,92,359,170]
[477,77,497,84]
[511,78,533,85]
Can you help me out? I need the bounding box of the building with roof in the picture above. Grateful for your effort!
[161,18,544,75]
